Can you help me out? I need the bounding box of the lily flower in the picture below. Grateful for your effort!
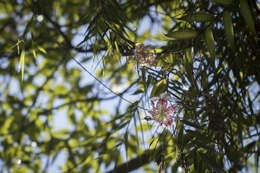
[135,43,157,67]
[147,97,176,127]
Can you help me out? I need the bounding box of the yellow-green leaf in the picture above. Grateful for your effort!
[173,74,179,81]
[185,48,192,63]
[32,49,37,58]
[239,0,256,34]
[17,43,20,55]
[151,79,167,97]
[53,85,68,95]
[37,46,47,54]
[205,28,215,58]
[114,41,120,53]
[19,48,25,81]
[223,10,235,50]
[0,116,14,134]
[165,29,198,40]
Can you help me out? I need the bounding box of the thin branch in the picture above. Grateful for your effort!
[38,96,116,115]
[106,145,164,173]
[72,57,148,111]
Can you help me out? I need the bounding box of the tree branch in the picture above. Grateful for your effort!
[106,145,164,173]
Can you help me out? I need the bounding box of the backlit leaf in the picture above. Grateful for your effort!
[150,78,167,97]
[19,48,25,81]
[165,29,198,40]
[37,46,47,54]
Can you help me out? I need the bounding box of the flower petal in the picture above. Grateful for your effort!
[165,117,173,127]
[157,98,168,110]
[166,105,176,114]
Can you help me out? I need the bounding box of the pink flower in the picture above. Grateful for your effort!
[148,98,176,127]
[135,43,157,67]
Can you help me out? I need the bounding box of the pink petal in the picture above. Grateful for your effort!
[165,118,173,127]
[169,105,176,112]
[157,98,168,110]
[166,105,176,114]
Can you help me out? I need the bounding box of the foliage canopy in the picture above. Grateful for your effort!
[0,0,260,172]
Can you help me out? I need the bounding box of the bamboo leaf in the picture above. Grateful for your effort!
[17,42,20,55]
[37,46,47,54]
[151,79,167,97]
[205,28,216,58]
[114,41,120,53]
[165,29,198,40]
[223,10,235,50]
[181,120,201,129]
[19,48,25,81]
[239,0,256,34]
[32,49,37,58]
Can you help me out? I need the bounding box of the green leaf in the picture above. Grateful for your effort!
[17,42,20,55]
[69,139,79,147]
[184,49,193,79]
[209,0,232,5]
[150,79,167,97]
[239,0,256,34]
[19,48,25,81]
[37,46,47,54]
[180,12,215,22]
[244,141,256,153]
[223,10,235,50]
[124,132,129,159]
[114,41,120,53]
[53,85,68,95]
[165,29,198,40]
[0,116,14,134]
[181,120,201,129]
[204,28,215,59]
[32,49,37,58]
[185,48,192,63]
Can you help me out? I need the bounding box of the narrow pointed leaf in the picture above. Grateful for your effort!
[151,79,167,97]
[239,0,256,34]
[165,29,198,40]
[32,49,37,58]
[205,28,215,58]
[37,46,47,54]
[19,48,25,81]
[223,10,235,50]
